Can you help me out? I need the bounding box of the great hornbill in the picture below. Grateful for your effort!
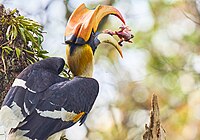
[0,3,131,140]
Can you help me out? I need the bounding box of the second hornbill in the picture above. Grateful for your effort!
[0,3,132,140]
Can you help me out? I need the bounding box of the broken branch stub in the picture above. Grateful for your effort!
[143,94,166,140]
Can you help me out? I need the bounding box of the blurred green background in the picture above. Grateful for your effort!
[1,0,200,139]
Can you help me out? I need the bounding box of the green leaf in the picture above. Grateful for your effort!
[40,50,48,54]
[24,30,38,46]
[18,26,27,43]
[31,57,38,62]
[2,46,13,54]
[30,21,41,26]
[27,58,34,64]
[12,25,18,40]
[37,35,43,44]
[2,46,13,52]
[4,49,10,54]
[37,53,48,59]
[10,25,14,40]
[15,47,21,59]
[3,46,12,54]
[23,49,34,54]
[10,8,17,15]
[6,25,12,40]
[20,19,32,26]
[16,16,24,19]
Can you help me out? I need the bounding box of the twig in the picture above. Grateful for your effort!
[182,10,200,25]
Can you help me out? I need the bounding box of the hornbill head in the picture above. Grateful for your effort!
[65,3,125,77]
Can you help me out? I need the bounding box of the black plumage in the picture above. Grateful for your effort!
[2,57,99,139]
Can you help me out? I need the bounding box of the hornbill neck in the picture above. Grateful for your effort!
[66,44,94,77]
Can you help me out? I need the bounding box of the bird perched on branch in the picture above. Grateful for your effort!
[0,3,132,140]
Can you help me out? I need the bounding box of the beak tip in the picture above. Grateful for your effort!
[120,52,123,58]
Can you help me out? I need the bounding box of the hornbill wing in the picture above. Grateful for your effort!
[40,76,99,119]
[14,77,99,140]
[0,57,67,132]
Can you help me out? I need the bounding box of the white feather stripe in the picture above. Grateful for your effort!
[23,103,30,115]
[27,88,36,93]
[12,78,36,93]
[12,79,27,89]
[36,108,78,122]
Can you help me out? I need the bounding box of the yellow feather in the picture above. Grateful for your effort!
[66,44,94,77]
[72,112,85,123]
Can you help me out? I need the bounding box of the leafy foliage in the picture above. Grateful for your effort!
[0,7,48,68]
[0,4,48,106]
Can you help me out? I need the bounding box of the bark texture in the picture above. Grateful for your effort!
[143,94,166,140]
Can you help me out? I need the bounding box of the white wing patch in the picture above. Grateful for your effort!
[12,79,27,89]
[12,78,36,93]
[11,102,25,121]
[36,108,77,122]
[7,129,31,140]
[0,103,24,134]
